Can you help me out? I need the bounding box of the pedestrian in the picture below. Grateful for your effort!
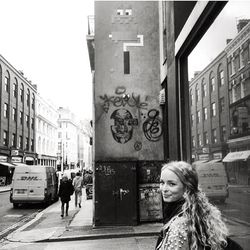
[156,161,242,250]
[58,174,74,218]
[72,172,84,208]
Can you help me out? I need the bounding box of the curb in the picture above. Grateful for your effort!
[0,188,11,193]
[37,231,160,242]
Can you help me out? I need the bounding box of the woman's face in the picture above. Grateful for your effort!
[160,168,185,203]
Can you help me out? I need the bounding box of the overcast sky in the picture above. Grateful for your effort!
[0,0,94,120]
[1,1,250,119]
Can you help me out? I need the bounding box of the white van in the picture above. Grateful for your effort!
[10,165,58,208]
[192,160,229,203]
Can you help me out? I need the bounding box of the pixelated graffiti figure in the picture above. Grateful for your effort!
[143,109,162,142]
[110,109,138,144]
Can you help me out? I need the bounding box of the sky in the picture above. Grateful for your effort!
[0,0,94,120]
[188,1,250,80]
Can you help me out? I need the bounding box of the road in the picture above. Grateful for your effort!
[0,191,46,239]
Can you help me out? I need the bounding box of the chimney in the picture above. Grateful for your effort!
[237,19,250,33]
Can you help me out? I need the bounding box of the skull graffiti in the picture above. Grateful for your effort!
[110,109,136,144]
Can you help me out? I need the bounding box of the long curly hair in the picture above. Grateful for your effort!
[161,161,228,250]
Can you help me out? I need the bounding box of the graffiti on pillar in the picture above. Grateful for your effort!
[99,87,148,113]
[110,108,138,144]
[143,109,162,142]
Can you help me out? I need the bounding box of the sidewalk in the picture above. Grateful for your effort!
[5,190,162,244]
[0,185,11,193]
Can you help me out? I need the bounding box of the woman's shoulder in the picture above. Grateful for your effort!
[166,215,189,249]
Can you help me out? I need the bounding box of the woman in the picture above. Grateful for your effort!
[156,161,229,250]
[58,175,74,217]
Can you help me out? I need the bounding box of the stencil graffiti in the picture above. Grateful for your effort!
[110,109,138,144]
[143,109,162,142]
[99,87,148,113]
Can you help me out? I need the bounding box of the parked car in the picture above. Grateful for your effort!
[192,159,229,203]
[10,164,59,208]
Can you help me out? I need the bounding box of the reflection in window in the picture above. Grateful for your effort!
[211,103,216,117]
[203,107,208,121]
[203,131,209,145]
[202,79,207,97]
[212,129,217,144]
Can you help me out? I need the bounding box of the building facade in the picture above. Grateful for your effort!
[0,55,37,167]
[189,51,230,162]
[57,107,78,171]
[36,94,58,167]
[224,20,250,185]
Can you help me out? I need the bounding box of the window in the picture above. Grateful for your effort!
[190,92,193,106]
[211,103,216,117]
[31,139,34,151]
[191,114,194,127]
[32,95,35,110]
[219,70,224,86]
[192,136,195,147]
[4,103,8,118]
[221,126,226,142]
[202,81,207,97]
[26,137,29,150]
[203,132,209,145]
[197,111,201,123]
[26,115,29,127]
[4,74,9,92]
[26,89,30,106]
[197,134,202,147]
[203,107,208,120]
[196,87,200,102]
[231,57,236,75]
[31,118,34,129]
[219,97,225,113]
[20,84,24,102]
[20,111,23,124]
[212,129,217,144]
[12,133,16,147]
[13,81,18,98]
[58,132,62,138]
[239,48,245,68]
[3,131,8,146]
[210,76,215,92]
[19,135,23,148]
[12,108,17,122]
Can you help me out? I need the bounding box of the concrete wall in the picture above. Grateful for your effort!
[95,1,163,161]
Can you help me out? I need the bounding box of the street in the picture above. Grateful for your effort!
[0,186,250,250]
[0,191,48,239]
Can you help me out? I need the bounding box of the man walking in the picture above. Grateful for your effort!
[72,172,84,208]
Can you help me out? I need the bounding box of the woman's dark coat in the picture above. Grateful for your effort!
[58,180,74,203]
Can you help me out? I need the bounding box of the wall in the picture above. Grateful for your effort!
[95,1,163,161]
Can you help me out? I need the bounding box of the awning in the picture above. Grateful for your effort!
[0,162,15,167]
[222,150,250,162]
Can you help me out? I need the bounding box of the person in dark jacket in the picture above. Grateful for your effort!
[58,175,74,217]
